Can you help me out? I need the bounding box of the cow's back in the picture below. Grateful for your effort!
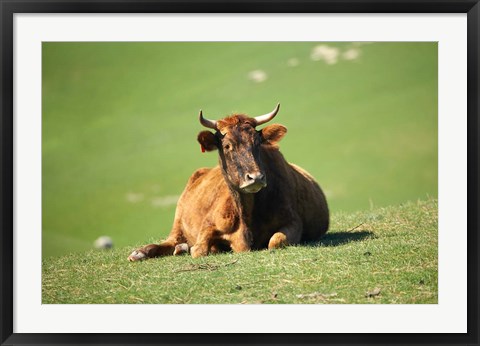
[288,163,329,241]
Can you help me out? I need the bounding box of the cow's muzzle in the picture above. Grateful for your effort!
[240,172,267,193]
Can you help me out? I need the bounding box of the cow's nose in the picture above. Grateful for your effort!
[245,172,265,184]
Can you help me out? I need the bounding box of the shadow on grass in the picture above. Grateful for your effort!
[308,230,376,247]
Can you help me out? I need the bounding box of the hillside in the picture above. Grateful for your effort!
[43,198,437,304]
[42,42,438,257]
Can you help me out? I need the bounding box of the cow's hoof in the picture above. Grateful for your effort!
[128,250,147,262]
[190,245,208,258]
[173,243,189,256]
[268,232,288,250]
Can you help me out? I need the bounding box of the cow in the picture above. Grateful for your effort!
[128,104,329,261]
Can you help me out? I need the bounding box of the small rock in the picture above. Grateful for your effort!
[365,287,381,298]
[94,236,113,249]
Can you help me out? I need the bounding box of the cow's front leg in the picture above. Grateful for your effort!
[173,243,190,256]
[190,227,216,258]
[128,222,186,261]
[228,228,252,253]
[190,243,209,258]
[128,240,177,261]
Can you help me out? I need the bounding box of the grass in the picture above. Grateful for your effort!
[42,42,438,258]
[42,198,437,304]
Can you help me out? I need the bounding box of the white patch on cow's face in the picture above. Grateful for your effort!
[310,44,340,65]
[342,48,361,61]
[151,195,179,208]
[287,58,300,67]
[126,192,144,203]
[248,70,268,83]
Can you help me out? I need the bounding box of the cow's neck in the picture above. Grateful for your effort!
[230,188,255,226]
[219,163,256,226]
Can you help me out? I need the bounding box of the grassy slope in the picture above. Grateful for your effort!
[43,198,437,304]
[42,42,437,257]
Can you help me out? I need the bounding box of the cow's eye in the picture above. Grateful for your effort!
[224,144,231,151]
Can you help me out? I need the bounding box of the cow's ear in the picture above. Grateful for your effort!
[197,131,218,151]
[260,124,287,145]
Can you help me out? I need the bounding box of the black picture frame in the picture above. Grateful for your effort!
[1,1,478,345]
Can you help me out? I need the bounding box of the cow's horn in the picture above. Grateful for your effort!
[199,110,218,130]
[254,103,280,126]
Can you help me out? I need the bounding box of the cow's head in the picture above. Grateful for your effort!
[197,104,287,194]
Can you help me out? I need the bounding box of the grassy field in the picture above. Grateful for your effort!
[43,198,437,304]
[42,42,437,258]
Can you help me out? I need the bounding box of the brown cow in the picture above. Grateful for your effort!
[128,104,329,261]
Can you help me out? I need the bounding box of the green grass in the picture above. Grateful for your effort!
[42,198,437,304]
[42,42,437,257]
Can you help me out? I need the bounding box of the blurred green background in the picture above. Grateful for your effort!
[42,42,437,258]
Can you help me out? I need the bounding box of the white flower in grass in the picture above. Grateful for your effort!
[342,48,361,61]
[352,42,374,47]
[287,58,300,67]
[310,44,340,65]
[126,192,144,203]
[248,70,268,83]
[151,195,180,208]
